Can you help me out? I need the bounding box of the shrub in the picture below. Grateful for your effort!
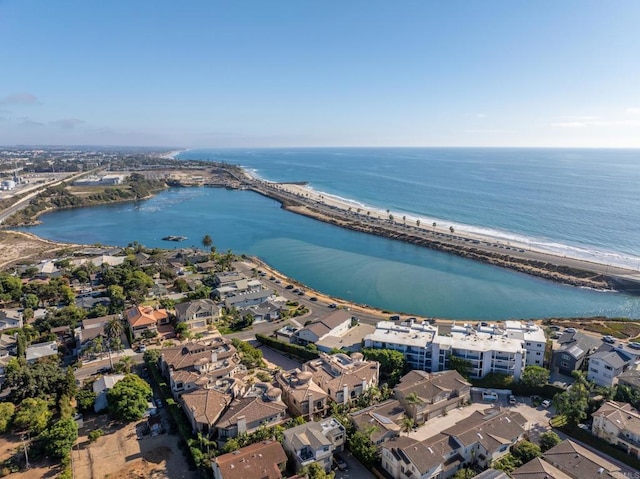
[88,428,104,442]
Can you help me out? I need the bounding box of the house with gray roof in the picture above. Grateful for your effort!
[224,289,272,310]
[26,340,58,363]
[175,299,220,329]
[0,309,23,331]
[617,368,640,390]
[511,457,572,479]
[587,347,634,387]
[381,408,526,479]
[93,373,125,412]
[592,400,640,460]
[542,439,628,479]
[282,418,345,473]
[350,399,404,446]
[295,310,353,346]
[394,370,471,425]
[552,331,601,377]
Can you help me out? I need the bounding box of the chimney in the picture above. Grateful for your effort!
[211,351,218,363]
[343,384,349,405]
[237,416,247,435]
[307,393,313,417]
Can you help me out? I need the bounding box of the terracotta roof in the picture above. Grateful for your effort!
[276,369,328,404]
[161,338,236,371]
[214,441,286,479]
[125,306,167,328]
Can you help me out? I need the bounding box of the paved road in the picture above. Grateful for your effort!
[0,170,92,224]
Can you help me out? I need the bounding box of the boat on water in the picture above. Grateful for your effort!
[162,235,188,242]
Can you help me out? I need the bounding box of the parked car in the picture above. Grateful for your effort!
[285,284,294,290]
[155,398,163,408]
[138,344,147,353]
[389,315,400,321]
[509,395,517,405]
[328,303,337,308]
[541,399,551,408]
[602,335,616,344]
[309,296,318,301]
[333,454,348,471]
[629,342,640,350]
[565,328,576,333]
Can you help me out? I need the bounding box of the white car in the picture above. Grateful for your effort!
[541,399,551,408]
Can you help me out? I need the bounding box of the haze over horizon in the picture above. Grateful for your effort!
[1,1,639,148]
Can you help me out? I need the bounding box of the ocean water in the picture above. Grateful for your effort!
[21,147,640,320]
[181,148,640,270]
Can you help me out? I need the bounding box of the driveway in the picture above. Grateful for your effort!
[509,396,555,442]
[334,451,374,479]
[255,343,302,370]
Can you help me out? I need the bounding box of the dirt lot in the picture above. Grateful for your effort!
[71,415,200,479]
[0,230,80,271]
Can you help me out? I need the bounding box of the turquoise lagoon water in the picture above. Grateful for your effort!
[23,184,640,320]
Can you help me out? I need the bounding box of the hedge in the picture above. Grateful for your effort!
[255,334,320,361]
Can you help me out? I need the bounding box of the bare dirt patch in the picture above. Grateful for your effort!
[72,415,199,479]
[0,230,80,271]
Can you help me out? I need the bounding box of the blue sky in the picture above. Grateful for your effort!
[1,1,639,147]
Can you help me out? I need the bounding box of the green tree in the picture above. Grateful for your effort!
[0,402,16,433]
[14,398,52,434]
[347,431,379,468]
[107,374,152,421]
[143,349,161,365]
[76,389,97,413]
[453,469,477,479]
[539,431,561,452]
[116,355,134,374]
[449,356,473,379]
[175,322,190,338]
[553,371,590,426]
[173,278,190,292]
[38,417,78,460]
[302,462,334,479]
[521,365,550,389]
[107,284,126,312]
[202,234,213,249]
[362,348,407,386]
[222,437,240,453]
[104,316,124,369]
[401,416,415,436]
[492,453,520,473]
[511,440,541,464]
[22,293,40,310]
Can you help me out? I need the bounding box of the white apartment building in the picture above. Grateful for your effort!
[363,321,438,371]
[502,321,547,367]
[365,321,526,380]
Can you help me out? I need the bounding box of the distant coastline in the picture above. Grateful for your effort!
[218,166,640,294]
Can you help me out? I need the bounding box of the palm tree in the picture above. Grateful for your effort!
[117,355,133,373]
[401,416,415,436]
[202,234,213,249]
[104,316,124,370]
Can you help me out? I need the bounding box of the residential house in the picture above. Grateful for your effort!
[25,340,58,363]
[511,457,573,479]
[394,370,471,425]
[213,272,246,288]
[275,325,300,343]
[159,338,242,398]
[0,309,23,331]
[303,352,379,405]
[93,374,125,412]
[181,388,231,435]
[212,441,287,479]
[242,301,282,322]
[276,369,329,420]
[381,408,527,479]
[542,440,628,479]
[295,310,353,346]
[224,289,272,310]
[350,399,405,447]
[551,331,601,377]
[214,385,287,446]
[592,400,640,459]
[75,314,120,360]
[283,418,346,473]
[175,299,220,329]
[0,334,17,386]
[381,434,462,479]
[617,368,640,391]
[125,305,168,339]
[587,348,634,387]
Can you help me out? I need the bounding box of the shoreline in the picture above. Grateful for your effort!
[229,168,640,293]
